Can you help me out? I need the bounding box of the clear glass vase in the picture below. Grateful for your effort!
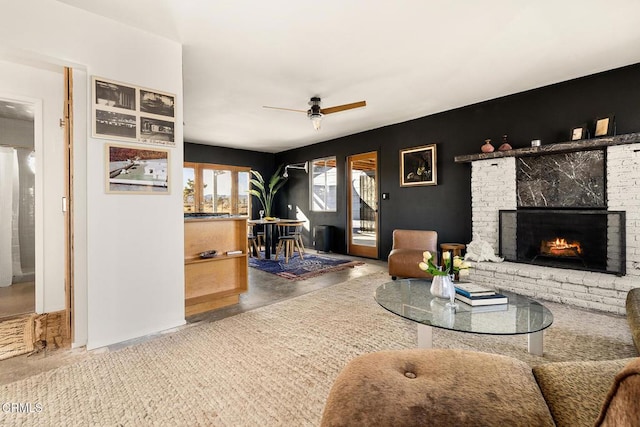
[430,275,457,309]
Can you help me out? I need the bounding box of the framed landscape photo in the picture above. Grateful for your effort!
[570,124,587,141]
[106,143,170,194]
[400,144,437,187]
[594,114,614,137]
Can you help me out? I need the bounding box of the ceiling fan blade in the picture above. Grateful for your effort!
[262,106,307,113]
[320,100,366,115]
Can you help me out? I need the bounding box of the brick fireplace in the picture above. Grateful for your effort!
[459,138,640,314]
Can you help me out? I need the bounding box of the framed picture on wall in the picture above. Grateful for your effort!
[105,143,170,194]
[400,144,437,187]
[92,76,177,147]
[139,116,175,145]
[570,124,587,141]
[594,114,615,137]
[140,89,175,118]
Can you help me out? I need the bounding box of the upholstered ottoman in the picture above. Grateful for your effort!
[321,348,555,427]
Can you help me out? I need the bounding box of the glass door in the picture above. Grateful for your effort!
[347,151,378,258]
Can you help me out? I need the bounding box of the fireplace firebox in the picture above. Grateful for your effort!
[499,210,625,275]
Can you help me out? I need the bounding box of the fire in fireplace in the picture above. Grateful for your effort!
[499,210,626,275]
[539,237,583,258]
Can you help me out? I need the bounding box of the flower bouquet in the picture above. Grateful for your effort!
[418,251,470,278]
[418,251,470,308]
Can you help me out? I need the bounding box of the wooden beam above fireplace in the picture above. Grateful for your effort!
[454,132,640,163]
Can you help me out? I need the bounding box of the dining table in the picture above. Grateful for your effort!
[247,218,304,259]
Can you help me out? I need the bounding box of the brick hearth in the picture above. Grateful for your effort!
[468,143,640,314]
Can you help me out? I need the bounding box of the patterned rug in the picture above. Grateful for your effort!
[248,252,364,280]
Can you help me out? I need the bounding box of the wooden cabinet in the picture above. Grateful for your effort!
[184,217,248,316]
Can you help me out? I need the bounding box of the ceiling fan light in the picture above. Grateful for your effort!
[310,112,322,130]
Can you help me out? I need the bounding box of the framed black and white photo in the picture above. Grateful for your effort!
[95,110,137,139]
[594,115,614,137]
[400,144,437,187]
[106,143,170,194]
[92,76,176,146]
[94,78,136,110]
[570,124,587,141]
[140,117,175,145]
[140,89,175,118]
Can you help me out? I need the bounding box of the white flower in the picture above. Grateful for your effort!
[418,262,429,271]
[442,252,450,260]
[422,251,432,262]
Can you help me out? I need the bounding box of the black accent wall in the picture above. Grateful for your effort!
[186,62,640,260]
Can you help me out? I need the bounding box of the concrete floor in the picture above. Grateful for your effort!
[0,251,387,385]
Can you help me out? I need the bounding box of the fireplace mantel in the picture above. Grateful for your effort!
[454,132,640,163]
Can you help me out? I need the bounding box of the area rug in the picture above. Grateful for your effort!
[249,252,364,280]
[0,271,636,426]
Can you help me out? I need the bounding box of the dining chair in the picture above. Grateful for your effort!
[275,223,304,263]
[247,224,261,258]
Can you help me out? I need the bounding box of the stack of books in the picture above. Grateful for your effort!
[454,283,508,306]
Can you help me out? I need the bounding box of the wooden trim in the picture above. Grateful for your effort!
[184,162,251,215]
[63,67,73,342]
[347,151,378,258]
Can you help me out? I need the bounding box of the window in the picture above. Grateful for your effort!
[310,157,337,212]
[183,162,250,215]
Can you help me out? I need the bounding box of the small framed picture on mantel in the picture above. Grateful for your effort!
[594,114,615,137]
[570,124,588,141]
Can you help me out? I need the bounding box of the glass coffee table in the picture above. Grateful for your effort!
[375,278,553,356]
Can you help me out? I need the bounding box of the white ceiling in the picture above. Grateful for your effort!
[58,0,640,153]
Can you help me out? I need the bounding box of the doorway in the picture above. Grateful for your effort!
[0,58,73,351]
[347,151,378,258]
[0,98,36,318]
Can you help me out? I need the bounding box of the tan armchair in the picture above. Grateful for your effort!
[388,229,438,280]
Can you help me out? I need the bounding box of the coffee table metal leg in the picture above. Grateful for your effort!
[417,324,433,348]
[528,331,543,356]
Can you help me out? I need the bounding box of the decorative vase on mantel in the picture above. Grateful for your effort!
[430,275,455,300]
[481,139,495,153]
[498,134,512,151]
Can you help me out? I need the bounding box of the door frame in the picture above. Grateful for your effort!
[63,67,74,340]
[346,151,379,258]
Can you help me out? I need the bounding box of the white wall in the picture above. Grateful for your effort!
[0,0,185,349]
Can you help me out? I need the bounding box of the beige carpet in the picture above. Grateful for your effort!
[0,271,636,426]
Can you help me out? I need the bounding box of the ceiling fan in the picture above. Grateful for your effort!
[263,97,366,130]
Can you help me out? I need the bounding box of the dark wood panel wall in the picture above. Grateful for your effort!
[186,62,640,260]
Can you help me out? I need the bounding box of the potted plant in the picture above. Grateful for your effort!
[249,164,287,218]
